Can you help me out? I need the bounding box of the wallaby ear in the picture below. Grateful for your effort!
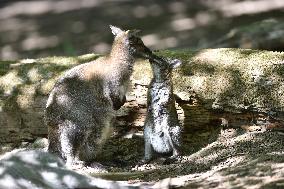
[126,29,141,36]
[110,25,124,36]
[170,59,182,69]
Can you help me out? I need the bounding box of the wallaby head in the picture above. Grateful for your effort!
[149,56,182,82]
[109,25,152,59]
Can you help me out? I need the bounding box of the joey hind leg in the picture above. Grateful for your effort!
[143,130,154,164]
[170,125,182,157]
[163,139,181,164]
[164,126,182,164]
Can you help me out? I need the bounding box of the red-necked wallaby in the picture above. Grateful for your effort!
[143,56,182,163]
[45,25,152,167]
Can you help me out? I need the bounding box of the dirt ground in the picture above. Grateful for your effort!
[1,124,284,188]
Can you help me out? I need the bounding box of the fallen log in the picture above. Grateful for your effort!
[0,48,284,145]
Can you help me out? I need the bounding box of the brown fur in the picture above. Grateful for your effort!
[45,26,152,167]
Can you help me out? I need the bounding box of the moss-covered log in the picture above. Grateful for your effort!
[1,48,284,144]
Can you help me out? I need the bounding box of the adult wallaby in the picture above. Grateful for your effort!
[45,25,152,167]
[143,56,182,163]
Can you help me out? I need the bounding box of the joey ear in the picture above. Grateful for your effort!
[170,59,182,69]
[110,25,124,36]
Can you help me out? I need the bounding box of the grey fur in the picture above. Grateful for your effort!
[144,56,182,162]
[44,26,152,167]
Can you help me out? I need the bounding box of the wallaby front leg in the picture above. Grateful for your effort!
[113,95,126,110]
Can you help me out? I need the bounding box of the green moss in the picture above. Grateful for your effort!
[0,54,100,110]
[1,49,284,113]
[0,61,17,76]
[156,48,284,112]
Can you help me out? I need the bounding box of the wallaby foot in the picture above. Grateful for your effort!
[137,158,152,166]
[87,162,108,172]
[163,155,180,165]
[66,159,85,169]
[163,148,182,165]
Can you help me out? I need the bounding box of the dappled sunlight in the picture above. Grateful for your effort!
[249,66,264,78]
[40,78,58,95]
[92,42,111,54]
[168,1,187,14]
[219,0,284,17]
[19,59,36,64]
[0,175,18,189]
[132,4,163,18]
[142,34,178,50]
[132,6,148,18]
[171,17,196,31]
[194,48,245,65]
[210,73,233,95]
[190,75,206,92]
[0,18,37,32]
[41,171,61,185]
[17,85,37,109]
[38,53,99,66]
[183,48,284,113]
[27,67,42,82]
[71,21,86,34]
[141,34,160,47]
[0,70,23,95]
[1,46,19,60]
[195,11,215,25]
[0,0,284,59]
[62,175,80,188]
[230,132,262,145]
[1,49,284,188]
[21,34,59,51]
[0,0,102,19]
[0,150,129,188]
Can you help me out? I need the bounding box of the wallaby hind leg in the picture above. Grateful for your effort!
[137,140,153,166]
[143,123,154,163]
[79,130,96,163]
[79,115,115,164]
[59,120,83,167]
[47,126,61,158]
